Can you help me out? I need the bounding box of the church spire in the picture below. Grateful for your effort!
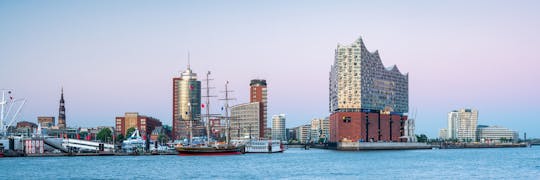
[58,87,66,129]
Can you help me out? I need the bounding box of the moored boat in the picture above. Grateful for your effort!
[175,144,244,156]
[244,139,284,153]
[0,143,4,157]
[175,76,244,156]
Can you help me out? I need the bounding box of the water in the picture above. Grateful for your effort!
[1,146,539,179]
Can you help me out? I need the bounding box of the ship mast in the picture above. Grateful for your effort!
[202,71,216,146]
[221,81,235,145]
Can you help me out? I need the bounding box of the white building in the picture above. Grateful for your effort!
[447,108,478,142]
[403,118,417,142]
[329,36,408,114]
[296,125,311,144]
[439,128,448,139]
[477,125,518,143]
[230,102,261,139]
[272,114,286,141]
[447,111,459,139]
[310,117,329,143]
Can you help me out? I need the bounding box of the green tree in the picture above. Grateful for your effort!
[97,128,112,142]
[416,134,428,143]
[158,133,168,143]
[126,127,136,137]
[116,134,125,141]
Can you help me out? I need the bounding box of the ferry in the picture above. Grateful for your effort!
[244,139,284,153]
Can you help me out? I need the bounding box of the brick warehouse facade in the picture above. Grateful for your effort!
[329,37,410,143]
[116,112,162,138]
[329,111,407,142]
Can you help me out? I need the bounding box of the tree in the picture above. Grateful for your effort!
[97,128,112,142]
[116,134,125,141]
[126,127,136,137]
[158,133,168,144]
[416,134,428,143]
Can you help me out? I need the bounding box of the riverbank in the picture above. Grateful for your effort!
[2,151,177,157]
[436,142,528,149]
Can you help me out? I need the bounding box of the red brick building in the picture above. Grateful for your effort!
[329,111,407,142]
[250,79,267,138]
[116,112,162,138]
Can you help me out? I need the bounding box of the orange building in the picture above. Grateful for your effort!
[115,112,162,138]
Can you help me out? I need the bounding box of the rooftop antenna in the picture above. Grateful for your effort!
[187,51,191,70]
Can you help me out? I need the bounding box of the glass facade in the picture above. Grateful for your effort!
[329,37,408,114]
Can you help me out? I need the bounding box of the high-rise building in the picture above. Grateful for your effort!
[329,36,409,143]
[250,79,267,138]
[172,65,201,140]
[447,111,459,139]
[447,108,478,141]
[115,112,162,138]
[272,114,286,141]
[230,102,261,139]
[57,88,66,129]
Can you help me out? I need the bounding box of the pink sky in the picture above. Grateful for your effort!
[1,1,539,138]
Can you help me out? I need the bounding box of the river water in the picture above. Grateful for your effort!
[1,146,539,179]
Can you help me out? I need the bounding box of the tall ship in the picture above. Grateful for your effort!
[175,72,244,155]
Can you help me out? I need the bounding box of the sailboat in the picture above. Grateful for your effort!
[176,73,244,156]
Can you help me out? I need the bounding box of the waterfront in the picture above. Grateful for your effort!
[1,147,539,179]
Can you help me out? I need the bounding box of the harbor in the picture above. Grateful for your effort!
[1,147,539,179]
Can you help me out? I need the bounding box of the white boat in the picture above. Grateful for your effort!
[122,128,145,153]
[244,139,284,153]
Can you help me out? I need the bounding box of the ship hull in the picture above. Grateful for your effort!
[176,146,244,156]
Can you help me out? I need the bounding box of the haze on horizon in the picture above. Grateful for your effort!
[1,0,539,138]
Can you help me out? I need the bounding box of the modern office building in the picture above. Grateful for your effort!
[477,125,518,143]
[172,64,201,140]
[250,79,267,138]
[230,102,261,139]
[447,108,478,141]
[310,117,329,143]
[115,112,162,138]
[447,111,459,139]
[272,114,286,141]
[57,88,66,129]
[37,116,55,128]
[329,36,409,143]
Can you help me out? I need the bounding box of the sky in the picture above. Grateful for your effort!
[1,0,539,138]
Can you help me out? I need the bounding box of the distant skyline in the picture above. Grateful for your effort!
[1,1,539,138]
